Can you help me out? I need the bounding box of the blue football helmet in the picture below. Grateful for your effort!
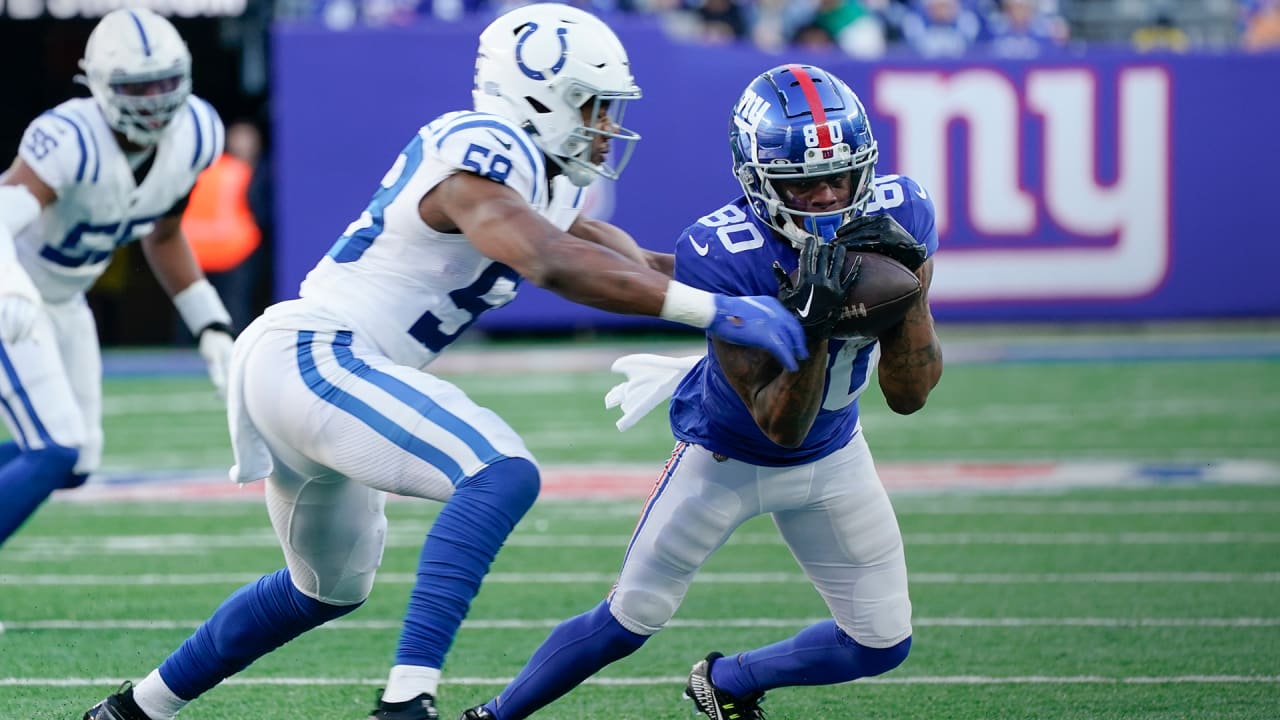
[730,64,878,248]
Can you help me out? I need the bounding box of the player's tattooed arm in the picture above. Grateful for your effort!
[877,257,942,415]
[713,336,828,448]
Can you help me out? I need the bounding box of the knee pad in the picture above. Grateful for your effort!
[849,634,911,677]
[457,456,540,523]
[28,444,79,482]
[608,588,677,636]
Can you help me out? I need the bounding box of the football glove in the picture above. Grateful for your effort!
[833,214,927,272]
[707,295,807,372]
[772,234,862,340]
[198,323,235,400]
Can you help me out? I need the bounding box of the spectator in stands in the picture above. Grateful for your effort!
[696,0,749,42]
[1131,10,1190,52]
[1243,0,1280,50]
[792,20,841,49]
[749,0,822,51]
[900,0,982,57]
[987,0,1067,57]
[810,0,887,57]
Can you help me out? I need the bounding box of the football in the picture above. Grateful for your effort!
[828,251,922,339]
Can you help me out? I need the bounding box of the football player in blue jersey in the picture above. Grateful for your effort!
[458,63,942,720]
[83,6,807,720]
[0,9,235,550]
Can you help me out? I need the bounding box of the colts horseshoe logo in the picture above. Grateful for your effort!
[515,22,568,81]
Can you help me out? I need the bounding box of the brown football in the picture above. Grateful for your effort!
[829,251,922,339]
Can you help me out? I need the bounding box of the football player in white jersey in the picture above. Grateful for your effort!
[458,64,944,720]
[0,8,234,549]
[84,5,806,720]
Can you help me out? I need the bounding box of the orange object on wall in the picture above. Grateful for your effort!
[181,154,262,273]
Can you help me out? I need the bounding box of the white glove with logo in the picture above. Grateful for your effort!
[198,325,235,400]
[604,353,702,432]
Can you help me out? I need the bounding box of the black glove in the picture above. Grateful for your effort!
[833,214,927,271]
[772,235,862,340]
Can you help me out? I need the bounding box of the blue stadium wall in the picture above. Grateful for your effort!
[273,18,1280,330]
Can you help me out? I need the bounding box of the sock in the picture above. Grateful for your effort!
[0,440,22,465]
[132,669,187,720]
[382,664,442,703]
[394,457,540,669]
[0,445,78,547]
[157,568,361,699]
[487,600,648,720]
[712,621,911,696]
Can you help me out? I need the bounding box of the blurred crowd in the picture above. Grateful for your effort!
[277,0,1280,57]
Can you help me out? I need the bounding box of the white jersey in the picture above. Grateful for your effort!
[295,110,588,370]
[13,96,224,304]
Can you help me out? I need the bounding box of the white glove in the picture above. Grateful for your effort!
[0,294,39,344]
[198,327,235,400]
[604,353,702,432]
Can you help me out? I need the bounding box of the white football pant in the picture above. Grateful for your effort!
[233,322,536,605]
[608,432,912,648]
[0,294,102,475]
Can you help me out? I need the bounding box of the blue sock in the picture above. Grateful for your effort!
[394,457,540,669]
[487,600,647,719]
[158,568,360,699]
[712,621,911,696]
[0,441,22,465]
[0,445,78,548]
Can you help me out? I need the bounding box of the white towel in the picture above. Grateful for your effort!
[604,353,702,432]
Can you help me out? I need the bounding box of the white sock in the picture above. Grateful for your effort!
[132,669,188,720]
[382,664,441,702]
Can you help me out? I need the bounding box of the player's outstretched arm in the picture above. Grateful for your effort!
[876,258,942,414]
[424,172,807,370]
[569,217,674,277]
[141,216,235,399]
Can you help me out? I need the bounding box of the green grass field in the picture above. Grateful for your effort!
[2,332,1279,719]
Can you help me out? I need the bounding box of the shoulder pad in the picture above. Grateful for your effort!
[179,96,226,173]
[19,108,103,189]
[428,111,546,205]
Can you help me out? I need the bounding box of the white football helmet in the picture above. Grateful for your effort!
[473,3,641,187]
[79,8,192,146]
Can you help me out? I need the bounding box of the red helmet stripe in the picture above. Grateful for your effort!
[786,64,831,147]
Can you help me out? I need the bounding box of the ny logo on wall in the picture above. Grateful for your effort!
[874,67,1171,302]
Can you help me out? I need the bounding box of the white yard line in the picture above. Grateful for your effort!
[4,571,1280,586]
[3,675,1277,688]
[5,530,1279,561]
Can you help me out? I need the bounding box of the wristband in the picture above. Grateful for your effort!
[659,280,716,329]
[173,279,232,337]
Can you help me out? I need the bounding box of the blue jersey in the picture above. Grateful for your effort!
[669,174,939,466]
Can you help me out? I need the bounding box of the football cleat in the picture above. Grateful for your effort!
[369,689,440,720]
[685,653,767,720]
[458,706,496,720]
[83,681,154,720]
